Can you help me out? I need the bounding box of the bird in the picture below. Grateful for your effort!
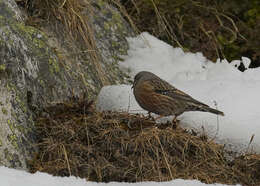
[132,71,224,122]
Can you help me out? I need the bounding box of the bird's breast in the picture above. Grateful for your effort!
[133,81,157,109]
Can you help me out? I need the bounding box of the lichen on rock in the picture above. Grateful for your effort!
[0,0,134,170]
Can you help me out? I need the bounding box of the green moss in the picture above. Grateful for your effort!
[39,79,45,87]
[6,22,52,66]
[111,55,124,62]
[15,94,27,113]
[118,47,127,56]
[0,139,2,146]
[6,82,15,92]
[48,58,60,74]
[7,119,14,133]
[6,118,21,150]
[111,11,124,30]
[7,134,18,149]
[111,40,117,48]
[104,22,110,30]
[96,0,106,7]
[15,23,46,49]
[0,64,6,72]
[102,10,123,32]
[2,107,8,115]
[5,82,28,116]
[6,83,11,92]
[3,148,22,167]
[79,72,89,89]
[16,125,26,134]
[0,23,14,46]
[4,148,12,161]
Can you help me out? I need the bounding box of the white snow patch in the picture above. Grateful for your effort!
[97,32,260,154]
[0,166,239,186]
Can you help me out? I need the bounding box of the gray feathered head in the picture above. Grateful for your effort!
[132,71,157,89]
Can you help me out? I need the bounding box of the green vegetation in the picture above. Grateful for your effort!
[22,0,108,85]
[0,64,6,72]
[1,107,8,115]
[16,0,259,69]
[121,0,260,68]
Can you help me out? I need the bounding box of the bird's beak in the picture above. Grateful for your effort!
[131,82,135,90]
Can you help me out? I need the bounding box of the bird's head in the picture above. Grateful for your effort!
[132,71,156,89]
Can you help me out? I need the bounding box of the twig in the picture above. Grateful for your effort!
[210,100,220,142]
[155,135,173,179]
[246,134,255,154]
[62,144,71,176]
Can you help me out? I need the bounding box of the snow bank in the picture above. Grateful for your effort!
[97,32,260,154]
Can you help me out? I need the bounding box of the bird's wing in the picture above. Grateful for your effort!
[150,79,209,107]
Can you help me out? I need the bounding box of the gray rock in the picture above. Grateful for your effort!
[0,0,134,169]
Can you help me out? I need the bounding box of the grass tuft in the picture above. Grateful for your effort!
[28,99,260,185]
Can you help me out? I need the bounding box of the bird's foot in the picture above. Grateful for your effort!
[147,112,154,120]
[171,116,179,129]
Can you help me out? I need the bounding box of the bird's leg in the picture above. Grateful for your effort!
[172,116,177,123]
[148,112,152,119]
[171,115,179,129]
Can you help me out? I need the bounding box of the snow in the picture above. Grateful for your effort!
[0,166,239,186]
[97,32,260,154]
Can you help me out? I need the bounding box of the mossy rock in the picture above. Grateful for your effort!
[0,0,134,170]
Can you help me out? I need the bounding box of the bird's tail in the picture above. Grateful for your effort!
[188,103,225,116]
[202,106,224,116]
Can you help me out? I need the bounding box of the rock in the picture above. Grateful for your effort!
[0,0,134,169]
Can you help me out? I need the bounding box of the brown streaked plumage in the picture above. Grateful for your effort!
[132,71,224,122]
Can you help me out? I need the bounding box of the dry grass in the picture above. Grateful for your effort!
[28,99,260,185]
[16,0,260,69]
[20,0,109,85]
[121,0,260,67]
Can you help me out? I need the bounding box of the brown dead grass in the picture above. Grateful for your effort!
[28,99,260,185]
[20,0,109,86]
[121,0,260,68]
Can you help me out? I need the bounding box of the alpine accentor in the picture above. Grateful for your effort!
[132,71,224,122]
